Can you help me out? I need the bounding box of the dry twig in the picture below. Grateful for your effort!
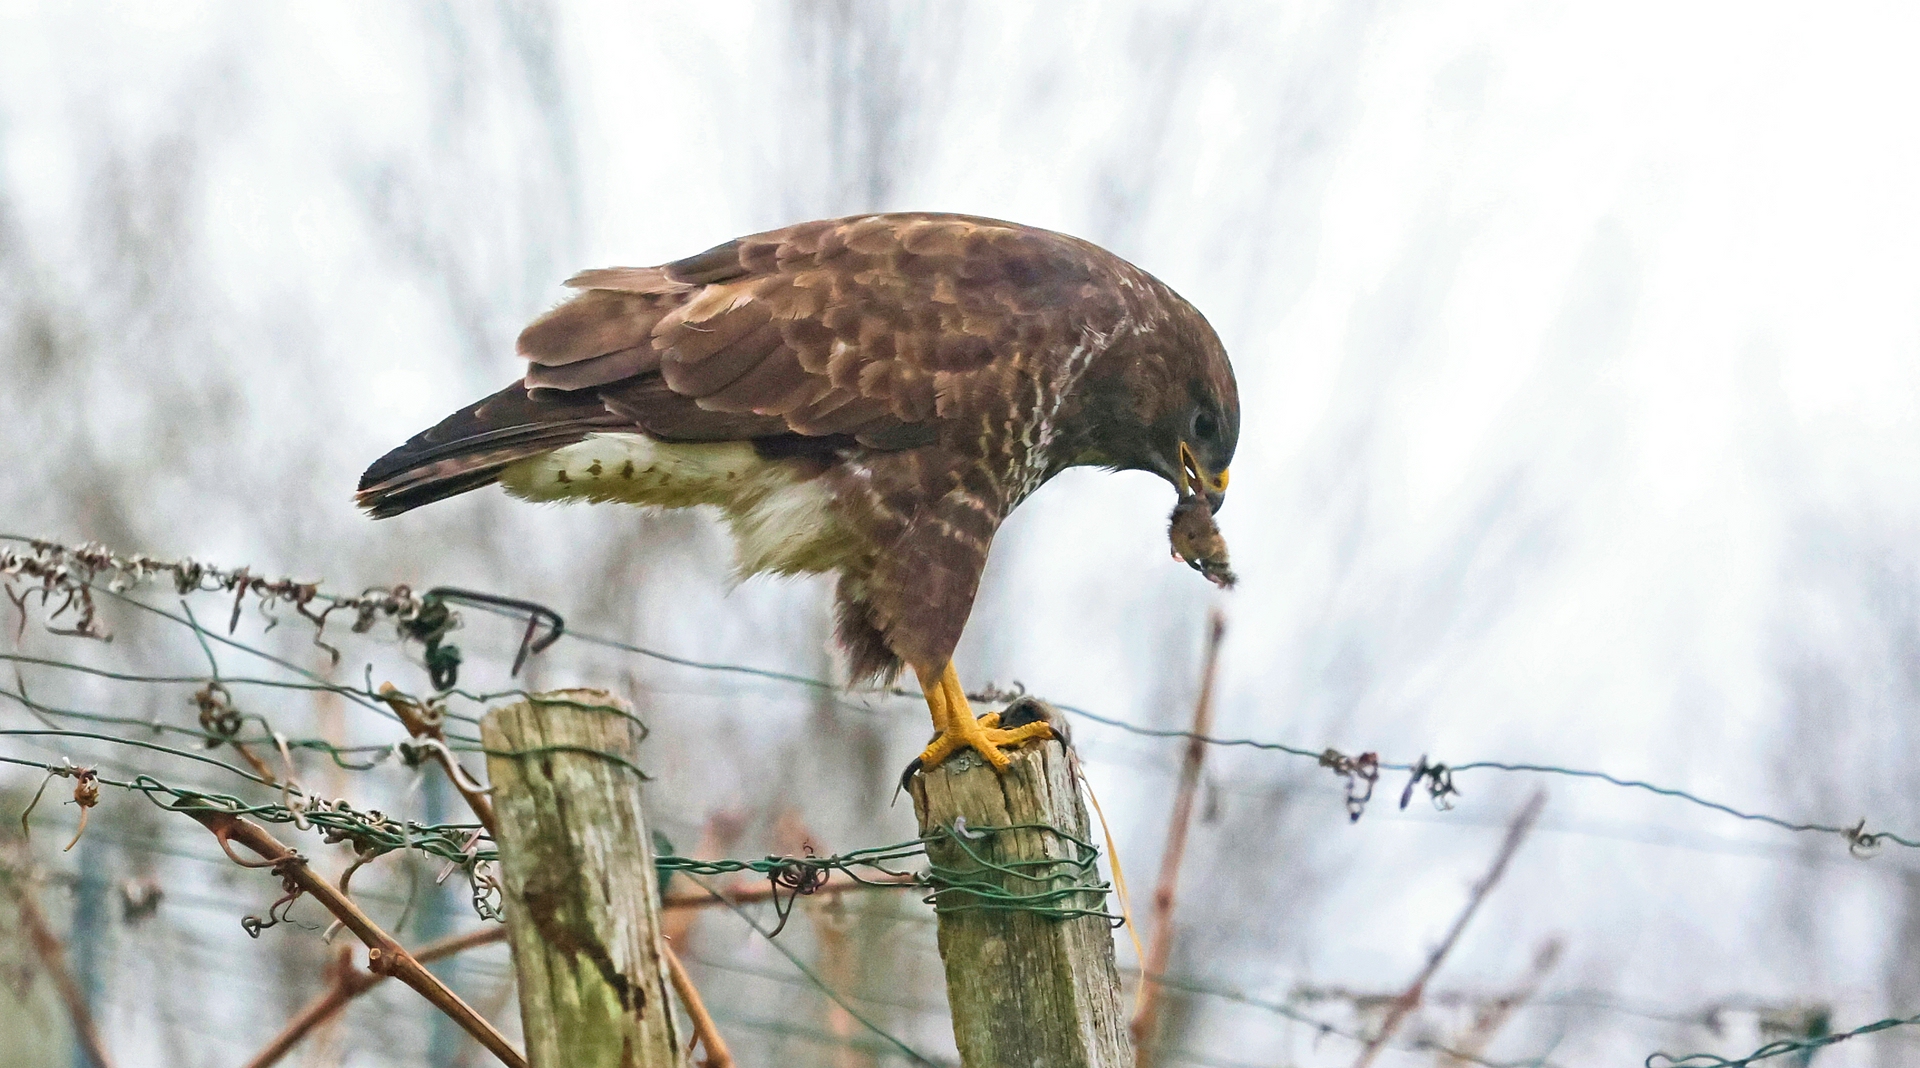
[240,926,508,1068]
[1438,938,1564,1068]
[1349,790,1546,1068]
[1132,609,1227,1063]
[183,809,525,1068]
[665,942,736,1068]
[239,875,915,1067]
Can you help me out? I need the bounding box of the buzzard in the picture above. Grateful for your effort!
[358,213,1238,773]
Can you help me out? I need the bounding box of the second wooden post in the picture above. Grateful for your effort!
[484,689,683,1068]
[908,703,1133,1068]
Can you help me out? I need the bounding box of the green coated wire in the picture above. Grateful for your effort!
[1647,1012,1920,1067]
[1,728,286,789]
[2,748,1113,925]
[0,754,489,862]
[679,869,944,1068]
[656,838,924,882]
[920,820,1117,921]
[1,684,397,769]
[0,649,626,733]
[551,618,1920,853]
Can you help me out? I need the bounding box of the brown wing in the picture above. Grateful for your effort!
[358,213,1124,516]
[519,213,1118,443]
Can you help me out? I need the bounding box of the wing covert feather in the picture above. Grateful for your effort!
[511,212,1130,446]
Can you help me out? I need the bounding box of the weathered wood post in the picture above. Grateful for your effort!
[908,703,1133,1068]
[483,689,684,1067]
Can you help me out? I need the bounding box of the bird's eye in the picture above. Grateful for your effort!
[1192,410,1217,440]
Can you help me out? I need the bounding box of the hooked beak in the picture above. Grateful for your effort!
[1178,442,1230,513]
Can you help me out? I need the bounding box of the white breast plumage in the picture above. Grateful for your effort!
[498,433,858,578]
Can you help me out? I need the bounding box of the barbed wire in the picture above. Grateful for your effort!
[0,535,456,670]
[4,534,1916,941]
[493,604,1920,856]
[3,743,1114,934]
[7,533,1913,857]
[8,533,1920,1067]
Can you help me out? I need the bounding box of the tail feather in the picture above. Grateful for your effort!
[356,383,623,518]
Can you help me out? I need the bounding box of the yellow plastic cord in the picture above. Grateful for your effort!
[1076,758,1147,1012]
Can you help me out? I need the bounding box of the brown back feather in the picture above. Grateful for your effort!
[359,213,1182,540]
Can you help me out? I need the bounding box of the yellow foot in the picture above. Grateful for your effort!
[918,710,1055,771]
[911,662,1054,773]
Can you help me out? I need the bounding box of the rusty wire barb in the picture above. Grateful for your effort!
[1843,819,1885,858]
[0,535,455,669]
[192,681,244,740]
[1401,755,1461,812]
[64,766,100,851]
[1320,749,1381,822]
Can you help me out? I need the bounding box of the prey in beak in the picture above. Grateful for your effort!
[1171,443,1236,589]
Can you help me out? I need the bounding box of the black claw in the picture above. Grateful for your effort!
[896,755,925,799]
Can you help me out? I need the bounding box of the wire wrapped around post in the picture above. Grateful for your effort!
[907,703,1132,1068]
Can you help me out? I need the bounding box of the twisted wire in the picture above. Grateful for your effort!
[1648,1012,1920,1067]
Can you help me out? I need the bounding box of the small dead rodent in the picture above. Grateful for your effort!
[1169,493,1236,589]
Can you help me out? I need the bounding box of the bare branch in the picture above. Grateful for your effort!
[665,942,735,1068]
[240,872,915,1066]
[1132,609,1227,1063]
[1438,938,1564,1068]
[183,809,525,1068]
[1349,790,1546,1068]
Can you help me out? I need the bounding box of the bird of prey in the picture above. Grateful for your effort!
[358,213,1238,773]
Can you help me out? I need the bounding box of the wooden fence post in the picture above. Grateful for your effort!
[908,708,1133,1068]
[483,689,683,1068]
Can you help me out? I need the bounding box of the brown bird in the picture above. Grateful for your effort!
[358,213,1238,773]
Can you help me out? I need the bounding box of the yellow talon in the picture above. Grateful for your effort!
[912,662,1054,772]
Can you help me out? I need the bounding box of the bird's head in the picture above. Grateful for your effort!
[1166,378,1237,514]
[1086,295,1239,512]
